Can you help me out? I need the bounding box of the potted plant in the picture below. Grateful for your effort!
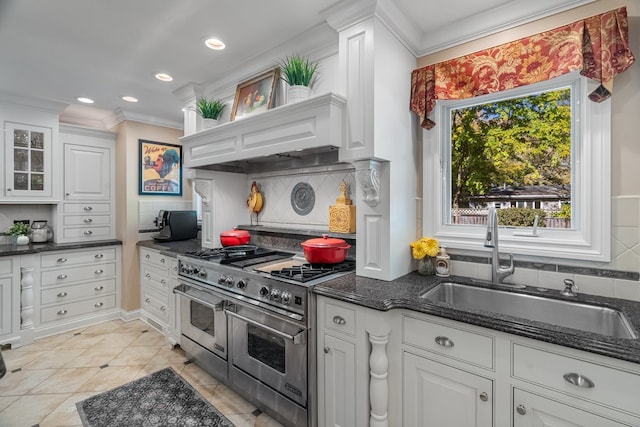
[196,97,226,129]
[7,222,30,245]
[278,54,318,103]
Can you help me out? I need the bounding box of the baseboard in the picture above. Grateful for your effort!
[119,308,141,322]
[32,310,122,341]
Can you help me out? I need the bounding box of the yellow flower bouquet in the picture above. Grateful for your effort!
[410,237,440,275]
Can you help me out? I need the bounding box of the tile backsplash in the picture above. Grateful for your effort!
[0,205,56,244]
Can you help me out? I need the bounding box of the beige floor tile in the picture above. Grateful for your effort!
[191,382,218,401]
[149,345,187,364]
[129,330,166,347]
[135,363,185,379]
[209,383,257,415]
[108,345,160,366]
[115,319,150,334]
[76,365,143,392]
[0,369,57,396]
[255,412,285,427]
[0,396,19,412]
[91,330,140,348]
[64,346,124,368]
[226,413,257,427]
[179,362,220,386]
[30,367,100,394]
[60,333,106,349]
[39,391,96,427]
[0,393,70,427]
[1,349,48,371]
[80,319,125,335]
[23,348,87,370]
[14,332,74,352]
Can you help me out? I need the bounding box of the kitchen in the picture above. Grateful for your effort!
[1,0,640,426]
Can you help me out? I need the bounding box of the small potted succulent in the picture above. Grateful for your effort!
[278,54,318,103]
[196,97,226,129]
[7,222,30,245]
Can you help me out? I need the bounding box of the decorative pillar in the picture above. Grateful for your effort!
[354,159,381,207]
[20,265,34,329]
[369,332,389,427]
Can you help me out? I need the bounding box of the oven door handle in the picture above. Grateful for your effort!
[224,309,306,345]
[174,286,225,311]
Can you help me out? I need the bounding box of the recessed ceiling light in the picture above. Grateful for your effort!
[122,96,138,103]
[77,97,94,104]
[155,73,173,82]
[205,38,225,50]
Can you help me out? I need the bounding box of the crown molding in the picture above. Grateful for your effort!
[113,108,183,130]
[0,91,68,114]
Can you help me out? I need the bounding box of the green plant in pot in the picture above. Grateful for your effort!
[278,54,318,103]
[196,97,226,129]
[7,222,30,245]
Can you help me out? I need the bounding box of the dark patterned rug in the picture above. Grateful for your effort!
[76,367,235,427]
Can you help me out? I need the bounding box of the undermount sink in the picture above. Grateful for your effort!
[420,282,637,339]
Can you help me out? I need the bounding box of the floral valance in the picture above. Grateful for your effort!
[410,7,635,130]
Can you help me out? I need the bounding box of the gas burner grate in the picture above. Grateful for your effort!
[184,248,225,259]
[270,260,355,283]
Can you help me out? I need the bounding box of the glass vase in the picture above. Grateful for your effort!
[417,257,436,276]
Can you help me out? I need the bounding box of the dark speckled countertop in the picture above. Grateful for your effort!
[314,272,640,365]
[137,239,203,256]
[0,239,122,256]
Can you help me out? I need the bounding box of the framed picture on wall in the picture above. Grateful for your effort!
[138,139,182,196]
[230,67,279,121]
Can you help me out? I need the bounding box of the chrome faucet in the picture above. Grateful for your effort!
[484,206,515,285]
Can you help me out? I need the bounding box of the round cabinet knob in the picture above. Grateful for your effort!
[281,291,292,305]
[259,286,269,297]
[236,279,247,289]
[333,316,346,325]
[160,258,165,263]
[160,279,167,285]
[145,273,151,278]
[516,405,527,415]
[160,306,166,311]
[145,298,150,303]
[324,347,330,353]
[145,254,150,259]
[479,392,488,402]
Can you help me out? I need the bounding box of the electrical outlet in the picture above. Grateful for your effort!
[13,219,29,225]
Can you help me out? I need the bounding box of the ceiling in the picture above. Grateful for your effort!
[0,0,594,129]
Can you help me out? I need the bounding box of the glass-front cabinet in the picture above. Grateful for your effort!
[4,122,52,197]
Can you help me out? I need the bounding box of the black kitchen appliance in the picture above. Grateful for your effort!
[154,210,198,242]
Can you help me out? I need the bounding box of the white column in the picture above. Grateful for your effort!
[369,332,389,427]
[20,265,34,329]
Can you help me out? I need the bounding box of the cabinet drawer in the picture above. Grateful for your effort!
[41,263,116,286]
[40,294,116,323]
[141,266,170,295]
[62,226,112,240]
[0,258,12,275]
[512,343,640,415]
[324,302,356,336]
[63,203,111,214]
[142,289,169,322]
[403,314,494,369]
[63,214,111,226]
[41,279,116,305]
[140,249,171,269]
[41,248,116,268]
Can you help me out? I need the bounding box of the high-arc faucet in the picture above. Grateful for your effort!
[484,206,515,285]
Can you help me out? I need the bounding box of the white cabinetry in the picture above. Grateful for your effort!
[0,257,19,344]
[57,125,115,243]
[39,247,120,326]
[139,247,179,344]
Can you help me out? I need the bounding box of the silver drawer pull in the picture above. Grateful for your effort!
[57,274,68,280]
[479,392,488,402]
[84,206,93,211]
[434,336,454,348]
[84,218,93,223]
[160,306,166,311]
[145,298,150,303]
[57,292,67,297]
[57,258,67,263]
[563,372,595,389]
[160,258,165,263]
[95,285,104,291]
[57,309,68,315]
[145,254,150,259]
[94,253,103,259]
[516,405,527,415]
[95,269,104,274]
[94,302,104,308]
[84,230,93,235]
[160,279,167,285]
[332,315,346,325]
[145,273,151,278]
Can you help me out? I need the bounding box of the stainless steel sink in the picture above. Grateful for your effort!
[420,282,637,339]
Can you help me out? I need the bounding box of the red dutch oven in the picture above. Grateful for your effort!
[220,227,251,246]
[301,234,351,264]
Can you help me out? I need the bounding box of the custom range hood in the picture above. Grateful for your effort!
[181,93,347,173]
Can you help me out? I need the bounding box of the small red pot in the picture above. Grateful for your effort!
[301,234,351,264]
[220,227,251,247]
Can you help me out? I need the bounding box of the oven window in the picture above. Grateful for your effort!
[247,324,285,373]
[190,300,216,338]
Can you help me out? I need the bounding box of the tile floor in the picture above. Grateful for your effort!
[0,319,284,427]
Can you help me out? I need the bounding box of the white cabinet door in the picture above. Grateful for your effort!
[403,351,493,427]
[513,389,629,427]
[64,143,110,201]
[4,122,52,197]
[0,277,12,337]
[322,334,356,427]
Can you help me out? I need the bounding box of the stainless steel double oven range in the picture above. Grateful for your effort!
[173,245,354,427]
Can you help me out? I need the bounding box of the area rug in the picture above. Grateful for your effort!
[76,367,235,427]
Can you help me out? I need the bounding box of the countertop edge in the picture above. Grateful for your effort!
[0,239,122,256]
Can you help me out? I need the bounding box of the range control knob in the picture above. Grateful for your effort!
[270,288,281,301]
[225,276,235,287]
[259,286,270,297]
[281,291,292,305]
[236,279,247,289]
[180,264,188,273]
[198,269,208,279]
[218,274,227,285]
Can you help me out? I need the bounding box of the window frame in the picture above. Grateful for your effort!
[423,72,611,261]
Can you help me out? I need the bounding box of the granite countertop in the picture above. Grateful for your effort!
[0,239,122,257]
[137,239,202,257]
[314,272,640,365]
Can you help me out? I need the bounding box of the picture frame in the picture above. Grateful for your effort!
[139,139,182,196]
[230,67,279,121]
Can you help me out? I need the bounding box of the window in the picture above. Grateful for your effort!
[423,72,611,261]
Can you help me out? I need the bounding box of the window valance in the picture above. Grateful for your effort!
[410,7,635,130]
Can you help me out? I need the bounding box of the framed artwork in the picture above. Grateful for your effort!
[230,67,279,121]
[139,139,182,196]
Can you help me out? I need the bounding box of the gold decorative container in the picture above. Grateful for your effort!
[329,180,356,233]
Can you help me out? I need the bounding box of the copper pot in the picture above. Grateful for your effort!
[301,234,351,264]
[220,227,251,246]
